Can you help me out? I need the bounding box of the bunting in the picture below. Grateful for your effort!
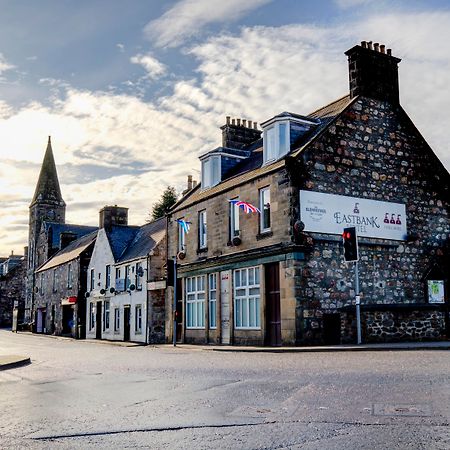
[176,219,191,233]
[228,199,260,214]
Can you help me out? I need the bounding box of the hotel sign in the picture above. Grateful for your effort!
[300,190,407,241]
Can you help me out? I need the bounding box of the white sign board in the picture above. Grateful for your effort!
[300,190,407,240]
[427,280,445,304]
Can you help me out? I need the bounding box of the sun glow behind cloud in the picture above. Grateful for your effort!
[0,10,449,256]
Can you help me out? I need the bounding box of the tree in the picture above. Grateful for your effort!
[150,186,178,220]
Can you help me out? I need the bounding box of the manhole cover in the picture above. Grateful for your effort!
[372,403,432,417]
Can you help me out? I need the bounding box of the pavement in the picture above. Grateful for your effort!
[0,354,30,370]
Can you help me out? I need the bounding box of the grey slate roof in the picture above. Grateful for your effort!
[117,218,166,263]
[36,231,97,272]
[106,225,140,260]
[43,222,98,249]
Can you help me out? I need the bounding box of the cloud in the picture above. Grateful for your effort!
[116,43,125,52]
[334,0,375,8]
[130,53,167,79]
[1,10,450,255]
[144,0,272,48]
[0,53,14,74]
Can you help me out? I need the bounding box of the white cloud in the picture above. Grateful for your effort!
[0,53,14,74]
[1,11,450,256]
[144,0,272,48]
[130,53,167,79]
[334,0,375,8]
[116,43,125,52]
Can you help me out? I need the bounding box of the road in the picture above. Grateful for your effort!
[0,330,449,449]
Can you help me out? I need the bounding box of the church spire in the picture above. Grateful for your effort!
[30,136,66,207]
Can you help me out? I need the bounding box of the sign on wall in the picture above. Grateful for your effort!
[300,190,407,241]
[427,280,445,304]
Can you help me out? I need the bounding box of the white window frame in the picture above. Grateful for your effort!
[201,155,221,189]
[125,265,131,290]
[89,302,95,330]
[135,262,143,290]
[105,265,111,289]
[263,120,290,164]
[199,210,207,249]
[185,275,205,329]
[234,266,261,330]
[208,273,217,329]
[104,300,110,330]
[259,187,271,233]
[90,269,95,291]
[229,198,240,239]
[67,263,72,289]
[135,304,142,333]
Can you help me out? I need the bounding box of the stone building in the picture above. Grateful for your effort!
[86,207,166,343]
[34,231,96,337]
[0,256,26,327]
[166,41,449,346]
[26,137,97,324]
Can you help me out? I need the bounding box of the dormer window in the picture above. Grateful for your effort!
[261,113,320,165]
[201,155,221,189]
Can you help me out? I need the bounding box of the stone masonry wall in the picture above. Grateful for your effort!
[292,96,449,344]
[0,261,26,327]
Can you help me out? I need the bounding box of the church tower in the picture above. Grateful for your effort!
[25,137,66,321]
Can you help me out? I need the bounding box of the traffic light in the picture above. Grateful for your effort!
[342,227,358,262]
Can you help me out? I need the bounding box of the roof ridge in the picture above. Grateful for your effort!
[307,93,350,117]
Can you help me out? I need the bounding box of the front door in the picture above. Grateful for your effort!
[96,302,102,339]
[36,309,44,333]
[265,262,281,346]
[124,306,131,341]
[323,313,341,345]
[176,278,183,342]
[220,270,231,344]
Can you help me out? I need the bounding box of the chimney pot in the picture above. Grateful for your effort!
[361,40,367,48]
[253,122,258,129]
[187,175,193,190]
[231,118,235,125]
[226,116,230,125]
[387,48,392,56]
[193,180,197,188]
[248,120,252,128]
[368,41,373,50]
[374,42,380,52]
[242,119,247,127]
[236,118,241,126]
[380,44,386,54]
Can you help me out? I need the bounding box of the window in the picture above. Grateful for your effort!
[39,273,44,295]
[178,218,186,252]
[114,308,120,331]
[90,269,95,291]
[104,300,110,330]
[209,273,217,329]
[67,263,72,289]
[105,265,111,289]
[115,267,124,291]
[201,155,221,189]
[229,198,240,239]
[199,210,207,249]
[135,262,143,289]
[125,265,131,290]
[263,121,289,164]
[52,269,57,292]
[186,275,205,329]
[259,187,271,232]
[234,267,261,329]
[135,305,142,333]
[89,303,95,330]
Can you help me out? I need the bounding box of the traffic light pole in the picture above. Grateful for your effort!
[173,257,177,347]
[355,261,362,345]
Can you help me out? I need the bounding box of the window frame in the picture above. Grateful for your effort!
[259,187,271,233]
[135,262,143,290]
[104,300,110,330]
[90,268,95,291]
[198,210,207,249]
[125,265,131,290]
[201,155,221,189]
[105,265,111,289]
[233,266,261,330]
[67,263,72,289]
[185,275,206,329]
[52,268,57,293]
[263,120,290,164]
[178,218,186,252]
[114,308,120,332]
[229,198,240,239]
[208,273,217,329]
[135,304,142,333]
[89,302,95,330]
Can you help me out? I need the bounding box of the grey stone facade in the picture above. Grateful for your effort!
[0,259,26,327]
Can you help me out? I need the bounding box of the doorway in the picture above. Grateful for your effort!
[36,308,46,333]
[323,313,341,345]
[124,306,131,341]
[220,270,231,344]
[62,305,73,335]
[265,263,281,346]
[96,301,102,339]
[176,278,183,342]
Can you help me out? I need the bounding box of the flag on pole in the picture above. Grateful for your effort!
[176,219,191,233]
[228,199,260,214]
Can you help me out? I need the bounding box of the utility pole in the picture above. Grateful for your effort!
[355,261,361,345]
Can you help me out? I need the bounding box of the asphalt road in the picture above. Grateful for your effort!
[0,330,449,449]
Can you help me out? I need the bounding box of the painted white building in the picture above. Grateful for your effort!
[86,206,166,343]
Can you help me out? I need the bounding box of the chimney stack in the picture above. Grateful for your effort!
[345,41,401,104]
[220,116,262,149]
[99,205,129,230]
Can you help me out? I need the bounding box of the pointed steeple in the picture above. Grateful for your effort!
[30,136,66,207]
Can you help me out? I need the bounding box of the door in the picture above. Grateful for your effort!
[220,270,231,344]
[265,262,281,346]
[62,306,73,335]
[176,278,183,342]
[323,313,341,345]
[96,301,102,339]
[124,306,131,341]
[36,309,43,333]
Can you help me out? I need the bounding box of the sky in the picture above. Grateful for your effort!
[0,0,449,257]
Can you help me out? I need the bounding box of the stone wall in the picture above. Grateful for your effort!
[0,261,26,327]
